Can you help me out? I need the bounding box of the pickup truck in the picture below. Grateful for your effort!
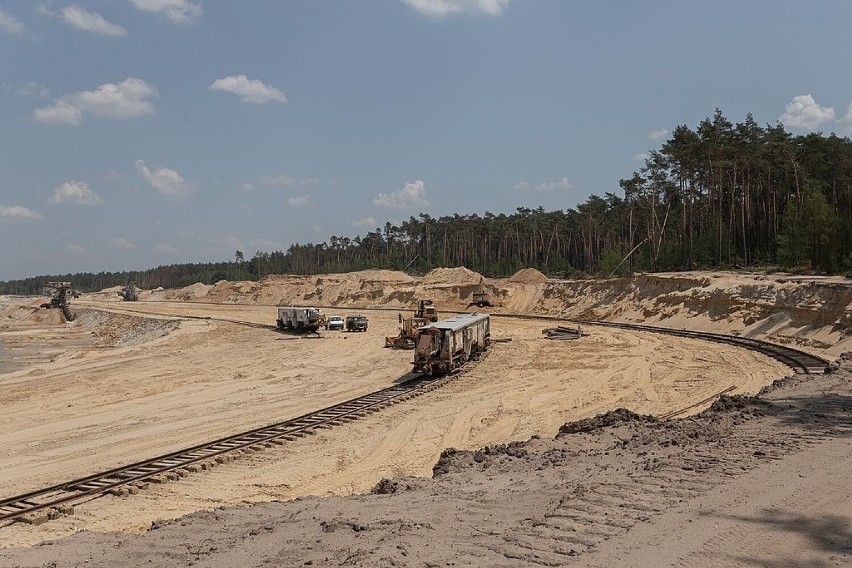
[346,315,368,332]
[326,316,345,331]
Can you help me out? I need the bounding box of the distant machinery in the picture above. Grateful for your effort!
[118,282,139,301]
[467,276,493,308]
[39,281,77,322]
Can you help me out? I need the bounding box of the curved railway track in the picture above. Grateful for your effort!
[1,305,829,526]
[0,371,463,525]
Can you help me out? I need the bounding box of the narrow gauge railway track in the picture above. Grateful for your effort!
[489,314,828,374]
[572,320,829,375]
[0,372,457,525]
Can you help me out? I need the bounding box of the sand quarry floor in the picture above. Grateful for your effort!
[1,269,851,566]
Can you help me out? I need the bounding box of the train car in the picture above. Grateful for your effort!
[276,306,324,332]
[413,313,490,375]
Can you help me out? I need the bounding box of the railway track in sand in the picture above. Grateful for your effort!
[0,307,829,526]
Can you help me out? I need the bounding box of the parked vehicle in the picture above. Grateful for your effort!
[346,315,368,332]
[276,306,324,332]
[326,315,345,331]
[413,313,490,375]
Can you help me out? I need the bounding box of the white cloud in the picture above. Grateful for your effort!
[401,0,510,18]
[0,204,43,220]
[135,159,197,199]
[260,175,321,187]
[32,100,83,125]
[60,5,127,36]
[352,217,377,229]
[633,152,651,162]
[16,82,49,98]
[130,0,202,24]
[373,180,430,209]
[48,181,104,205]
[33,78,158,125]
[648,128,670,141]
[209,75,287,104]
[286,195,312,207]
[515,177,572,192]
[240,182,255,192]
[779,94,835,131]
[112,237,135,249]
[154,242,179,254]
[65,243,83,253]
[839,103,852,135]
[0,7,25,35]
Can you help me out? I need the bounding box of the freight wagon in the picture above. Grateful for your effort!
[276,306,324,332]
[413,313,490,375]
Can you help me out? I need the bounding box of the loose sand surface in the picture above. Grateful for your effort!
[0,269,850,566]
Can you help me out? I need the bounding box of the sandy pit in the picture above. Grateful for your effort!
[0,269,849,565]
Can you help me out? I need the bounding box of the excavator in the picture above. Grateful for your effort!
[39,281,77,322]
[118,282,139,301]
[385,300,438,349]
[467,276,493,308]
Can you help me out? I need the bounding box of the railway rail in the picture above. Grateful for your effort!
[0,372,462,525]
[1,304,829,526]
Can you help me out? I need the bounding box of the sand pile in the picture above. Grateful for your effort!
[421,267,482,285]
[507,268,548,284]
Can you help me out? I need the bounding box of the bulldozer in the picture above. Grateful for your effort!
[385,300,438,349]
[39,281,77,322]
[467,276,493,308]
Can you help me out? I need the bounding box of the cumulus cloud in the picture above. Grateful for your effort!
[352,217,377,229]
[135,159,197,199]
[0,204,43,220]
[515,177,572,192]
[240,182,255,192]
[154,242,179,254]
[286,195,312,207]
[648,128,670,141]
[633,152,651,162]
[33,78,158,125]
[130,0,202,24]
[112,237,135,249]
[48,181,104,205]
[373,180,430,209]
[401,0,510,18]
[209,75,287,104]
[59,5,127,36]
[779,94,835,131]
[65,243,84,253]
[0,7,25,35]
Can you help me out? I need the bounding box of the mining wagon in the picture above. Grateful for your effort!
[276,306,324,332]
[413,312,490,375]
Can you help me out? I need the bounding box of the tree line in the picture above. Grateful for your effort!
[2,109,851,295]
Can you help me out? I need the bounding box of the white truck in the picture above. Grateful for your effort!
[276,306,324,332]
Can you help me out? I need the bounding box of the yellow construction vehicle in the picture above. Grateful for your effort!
[385,300,438,349]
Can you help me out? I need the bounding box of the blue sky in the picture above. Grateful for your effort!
[1,0,851,281]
